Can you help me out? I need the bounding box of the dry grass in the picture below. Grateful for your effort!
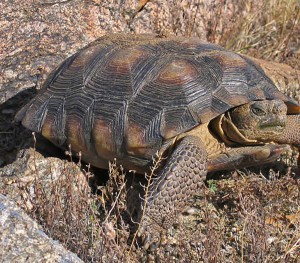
[17,153,300,262]
[17,153,131,262]
[221,0,299,65]
[150,0,299,69]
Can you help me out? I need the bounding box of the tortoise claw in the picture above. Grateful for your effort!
[137,217,162,250]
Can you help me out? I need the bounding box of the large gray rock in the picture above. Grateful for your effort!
[0,148,93,262]
[0,0,212,104]
[0,194,84,263]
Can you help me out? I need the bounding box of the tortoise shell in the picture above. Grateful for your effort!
[16,34,300,169]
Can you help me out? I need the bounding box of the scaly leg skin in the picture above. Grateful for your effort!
[138,136,207,249]
[281,115,300,170]
[279,115,300,145]
[207,144,290,173]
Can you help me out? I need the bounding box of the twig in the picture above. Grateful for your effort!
[103,181,126,223]
[129,152,163,253]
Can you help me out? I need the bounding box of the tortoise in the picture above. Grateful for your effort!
[15,34,300,247]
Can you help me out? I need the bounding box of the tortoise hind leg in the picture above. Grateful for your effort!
[138,135,207,249]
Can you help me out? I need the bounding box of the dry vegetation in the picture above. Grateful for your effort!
[148,0,299,69]
[15,151,300,262]
[2,0,300,262]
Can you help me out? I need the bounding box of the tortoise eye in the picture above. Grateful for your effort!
[251,106,266,116]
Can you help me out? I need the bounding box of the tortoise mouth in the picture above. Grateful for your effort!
[258,113,286,130]
[259,124,285,131]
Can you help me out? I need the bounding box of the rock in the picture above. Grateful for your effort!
[0,148,90,208]
[0,0,128,104]
[0,148,93,261]
[0,194,84,263]
[249,57,300,103]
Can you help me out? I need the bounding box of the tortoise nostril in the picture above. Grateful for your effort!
[272,102,287,115]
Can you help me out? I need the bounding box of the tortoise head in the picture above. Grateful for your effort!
[230,100,287,143]
[212,99,300,147]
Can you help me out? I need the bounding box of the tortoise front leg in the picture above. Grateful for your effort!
[280,114,300,167]
[138,135,207,248]
[207,144,290,172]
[278,115,300,146]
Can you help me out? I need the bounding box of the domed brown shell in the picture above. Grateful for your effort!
[16,34,300,169]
